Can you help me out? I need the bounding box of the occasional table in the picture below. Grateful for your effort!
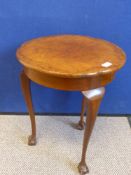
[16,35,126,174]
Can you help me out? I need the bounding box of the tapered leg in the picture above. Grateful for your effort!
[78,87,105,174]
[77,97,87,130]
[20,71,36,146]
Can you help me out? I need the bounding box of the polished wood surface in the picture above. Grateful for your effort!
[16,35,126,175]
[17,35,125,78]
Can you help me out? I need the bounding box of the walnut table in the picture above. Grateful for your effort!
[16,35,126,174]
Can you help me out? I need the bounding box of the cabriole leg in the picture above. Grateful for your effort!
[77,97,87,130]
[78,87,105,174]
[20,71,36,146]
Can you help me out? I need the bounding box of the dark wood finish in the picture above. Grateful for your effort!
[78,87,105,174]
[16,35,126,174]
[20,71,36,145]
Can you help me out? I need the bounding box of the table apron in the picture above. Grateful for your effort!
[24,67,115,91]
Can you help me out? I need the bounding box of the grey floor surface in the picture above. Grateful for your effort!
[0,115,130,175]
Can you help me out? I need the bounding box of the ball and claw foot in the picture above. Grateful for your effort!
[76,121,85,130]
[28,135,36,146]
[78,162,89,175]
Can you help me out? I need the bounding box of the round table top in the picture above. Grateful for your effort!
[16,35,126,78]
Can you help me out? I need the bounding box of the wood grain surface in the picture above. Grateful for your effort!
[16,35,126,78]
